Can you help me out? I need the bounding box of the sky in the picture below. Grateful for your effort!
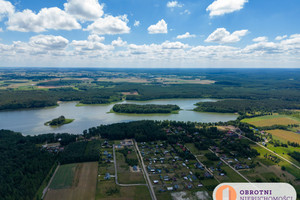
[0,0,299,68]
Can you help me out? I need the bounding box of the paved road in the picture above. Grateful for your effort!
[112,144,147,187]
[238,133,300,170]
[208,149,251,183]
[134,141,157,200]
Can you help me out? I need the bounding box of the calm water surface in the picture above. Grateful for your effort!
[0,99,237,135]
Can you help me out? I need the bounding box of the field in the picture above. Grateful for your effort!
[45,162,98,200]
[242,115,300,127]
[49,163,77,189]
[95,179,151,200]
[116,150,145,184]
[267,129,300,144]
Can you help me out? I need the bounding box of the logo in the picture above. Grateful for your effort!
[213,183,296,200]
[215,185,237,200]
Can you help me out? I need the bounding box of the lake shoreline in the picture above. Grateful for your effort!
[0,98,238,136]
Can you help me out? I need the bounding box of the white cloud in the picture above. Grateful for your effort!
[29,35,69,50]
[205,28,248,43]
[64,0,104,21]
[280,34,300,51]
[7,7,81,32]
[253,36,268,42]
[206,0,248,17]
[0,28,3,32]
[243,42,280,54]
[180,9,191,15]
[1,33,300,68]
[84,15,130,35]
[148,19,167,34]
[275,35,287,41]
[112,37,127,47]
[167,1,183,8]
[177,32,196,39]
[134,20,140,27]
[161,41,189,49]
[88,34,105,42]
[72,35,112,53]
[0,0,15,21]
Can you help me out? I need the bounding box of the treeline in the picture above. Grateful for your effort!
[59,140,101,164]
[37,80,82,86]
[0,130,56,200]
[0,88,122,110]
[112,104,180,114]
[118,148,139,166]
[26,133,77,146]
[288,151,300,162]
[85,121,167,142]
[220,138,259,158]
[194,99,300,114]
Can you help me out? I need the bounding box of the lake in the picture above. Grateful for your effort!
[0,99,237,135]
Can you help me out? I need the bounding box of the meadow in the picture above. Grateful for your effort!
[267,129,300,144]
[49,164,77,189]
[45,162,98,200]
[242,115,300,127]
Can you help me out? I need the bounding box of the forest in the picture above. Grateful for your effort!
[59,140,101,164]
[112,104,180,114]
[0,130,57,200]
[194,99,300,114]
[85,121,167,142]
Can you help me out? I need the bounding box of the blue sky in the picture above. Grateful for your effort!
[0,0,299,68]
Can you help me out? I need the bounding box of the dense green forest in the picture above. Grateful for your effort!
[37,80,83,86]
[85,121,167,142]
[44,115,74,126]
[0,130,56,200]
[59,140,101,164]
[194,99,300,114]
[112,104,180,114]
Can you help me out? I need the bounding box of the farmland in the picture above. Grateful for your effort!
[241,115,300,127]
[267,129,300,144]
[49,164,77,189]
[45,162,98,200]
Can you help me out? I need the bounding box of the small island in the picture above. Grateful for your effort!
[44,115,74,127]
[112,104,180,114]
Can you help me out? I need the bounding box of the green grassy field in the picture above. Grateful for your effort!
[95,179,151,200]
[221,165,248,182]
[267,129,300,144]
[266,144,300,165]
[185,143,203,155]
[251,145,300,179]
[49,163,77,189]
[116,151,145,184]
[241,115,300,127]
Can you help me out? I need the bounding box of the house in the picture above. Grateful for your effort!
[104,173,111,180]
[132,166,138,171]
[120,139,133,146]
[153,180,159,184]
[167,187,174,191]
